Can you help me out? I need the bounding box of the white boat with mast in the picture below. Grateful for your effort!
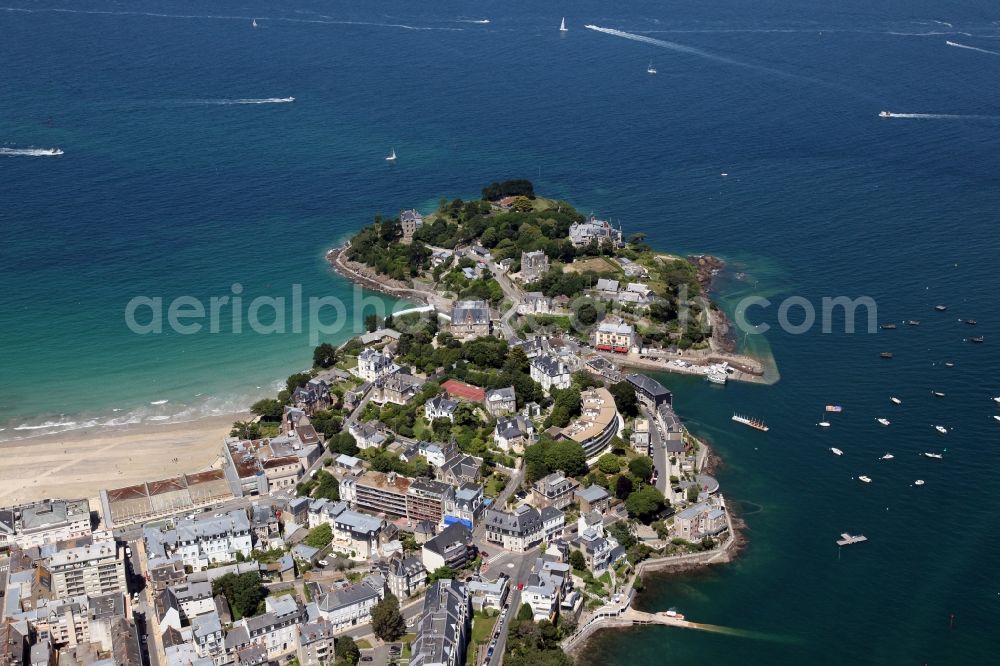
[924,452,944,459]
[385,147,396,162]
[252,18,257,28]
[881,452,894,460]
[560,17,568,32]
[646,61,657,75]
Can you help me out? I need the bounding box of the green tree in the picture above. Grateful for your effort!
[615,475,634,500]
[229,420,262,440]
[625,486,666,523]
[371,592,406,641]
[427,566,456,584]
[312,471,340,501]
[335,637,360,666]
[517,603,534,621]
[364,313,379,333]
[313,342,338,368]
[286,372,312,394]
[304,523,332,549]
[608,382,639,418]
[569,549,586,571]
[597,453,621,475]
[212,572,265,621]
[686,484,700,503]
[250,398,284,421]
[628,457,654,482]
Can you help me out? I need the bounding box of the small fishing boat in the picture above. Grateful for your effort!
[830,447,843,456]
[944,361,954,367]
[970,335,984,344]
[914,479,925,486]
[934,425,948,434]
[837,533,868,545]
[935,304,947,311]
[880,323,897,330]
[858,475,872,483]
[818,419,831,428]
[252,18,257,28]
[932,391,945,398]
[907,320,921,326]
[880,352,893,359]
[646,61,657,75]
[881,453,894,460]
[963,319,977,326]
[560,17,568,32]
[879,111,893,118]
[877,418,891,426]
[890,396,902,405]
[385,148,397,161]
[924,452,943,459]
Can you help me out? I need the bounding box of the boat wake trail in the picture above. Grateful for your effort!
[886,112,1000,120]
[689,622,803,644]
[584,24,802,80]
[186,97,296,105]
[1,147,63,156]
[946,40,1000,56]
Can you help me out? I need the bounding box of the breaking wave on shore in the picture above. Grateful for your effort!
[0,385,280,442]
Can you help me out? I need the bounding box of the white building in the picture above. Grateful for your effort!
[493,415,535,453]
[424,395,459,423]
[225,594,307,660]
[173,510,253,571]
[314,577,384,631]
[483,505,543,553]
[356,348,399,382]
[530,354,571,392]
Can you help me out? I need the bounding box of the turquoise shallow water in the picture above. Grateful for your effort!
[3,0,1000,660]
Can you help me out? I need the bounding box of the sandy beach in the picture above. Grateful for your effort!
[0,414,245,507]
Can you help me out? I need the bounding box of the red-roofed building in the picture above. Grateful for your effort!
[441,379,486,403]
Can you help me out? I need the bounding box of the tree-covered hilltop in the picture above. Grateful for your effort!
[342,180,715,348]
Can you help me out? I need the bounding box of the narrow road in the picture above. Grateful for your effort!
[642,405,669,496]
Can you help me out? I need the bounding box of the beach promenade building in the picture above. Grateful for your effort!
[0,499,92,550]
[172,510,254,571]
[99,471,233,529]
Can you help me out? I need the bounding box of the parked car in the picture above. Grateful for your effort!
[317,560,328,567]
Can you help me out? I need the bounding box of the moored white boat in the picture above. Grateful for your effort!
[560,17,568,32]
[877,418,890,426]
[830,447,843,456]
[386,148,396,161]
[646,61,657,75]
[890,396,901,405]
[881,453,894,460]
[858,475,872,483]
[923,452,943,459]
[914,479,925,486]
[934,425,948,434]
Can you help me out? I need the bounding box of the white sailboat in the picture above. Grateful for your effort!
[560,17,568,32]
[385,148,396,162]
[646,61,657,75]
[252,18,258,28]
[881,453,894,460]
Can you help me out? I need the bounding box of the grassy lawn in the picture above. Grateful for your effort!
[466,610,499,665]
[484,475,506,498]
[563,256,619,274]
[355,639,372,649]
[335,355,358,372]
[401,634,416,659]
[413,415,432,440]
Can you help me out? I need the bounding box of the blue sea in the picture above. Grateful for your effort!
[2,0,999,661]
